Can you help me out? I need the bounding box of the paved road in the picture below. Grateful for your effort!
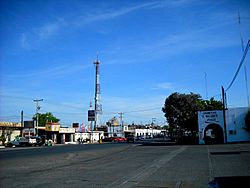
[0,143,249,188]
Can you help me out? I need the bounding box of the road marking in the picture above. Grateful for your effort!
[175,181,182,188]
[207,145,214,182]
[105,146,187,188]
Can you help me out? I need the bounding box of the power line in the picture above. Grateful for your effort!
[124,107,160,113]
[225,39,250,92]
[0,94,85,111]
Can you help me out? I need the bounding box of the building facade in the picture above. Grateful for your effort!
[198,107,250,144]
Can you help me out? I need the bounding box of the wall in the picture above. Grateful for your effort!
[198,110,224,144]
[75,131,104,143]
[198,107,250,144]
[226,107,250,142]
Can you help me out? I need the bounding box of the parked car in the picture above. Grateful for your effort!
[127,135,135,143]
[5,137,30,147]
[136,136,145,141]
[114,137,127,142]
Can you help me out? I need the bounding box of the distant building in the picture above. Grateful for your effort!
[198,107,250,144]
[0,122,22,144]
[123,124,165,138]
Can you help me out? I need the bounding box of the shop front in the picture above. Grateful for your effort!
[45,123,60,144]
[59,127,75,144]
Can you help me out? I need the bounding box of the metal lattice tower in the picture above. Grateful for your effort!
[93,58,102,130]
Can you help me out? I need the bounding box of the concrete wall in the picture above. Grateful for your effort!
[226,107,250,142]
[198,107,250,144]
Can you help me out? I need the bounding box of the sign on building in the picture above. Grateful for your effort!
[45,123,60,131]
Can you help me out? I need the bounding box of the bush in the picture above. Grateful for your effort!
[0,134,6,145]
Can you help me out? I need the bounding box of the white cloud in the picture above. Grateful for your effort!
[20,33,30,49]
[3,63,92,79]
[20,2,159,49]
[36,22,61,40]
[153,82,173,90]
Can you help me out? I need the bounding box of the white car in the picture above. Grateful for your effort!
[6,137,30,147]
[25,136,38,146]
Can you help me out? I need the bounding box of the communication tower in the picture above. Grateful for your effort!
[93,58,102,130]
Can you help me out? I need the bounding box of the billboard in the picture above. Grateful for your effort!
[88,110,95,121]
[72,123,79,128]
[24,121,34,128]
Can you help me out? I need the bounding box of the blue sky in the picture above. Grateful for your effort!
[0,0,249,126]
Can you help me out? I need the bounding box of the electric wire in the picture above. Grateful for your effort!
[225,39,250,92]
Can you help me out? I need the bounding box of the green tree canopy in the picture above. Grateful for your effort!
[201,97,223,111]
[162,92,223,134]
[162,92,203,133]
[33,112,60,127]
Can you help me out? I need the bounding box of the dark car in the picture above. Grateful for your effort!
[126,135,135,143]
[36,135,46,146]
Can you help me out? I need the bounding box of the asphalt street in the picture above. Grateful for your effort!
[0,142,249,188]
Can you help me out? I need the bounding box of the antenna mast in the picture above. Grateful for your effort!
[93,56,102,130]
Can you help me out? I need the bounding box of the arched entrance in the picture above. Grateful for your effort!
[204,124,224,144]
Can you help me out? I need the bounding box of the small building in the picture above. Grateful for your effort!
[123,125,165,138]
[75,131,104,143]
[0,122,22,144]
[198,107,250,144]
[59,127,75,144]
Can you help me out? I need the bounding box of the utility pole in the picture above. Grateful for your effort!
[118,112,124,137]
[221,87,227,143]
[21,110,24,136]
[33,99,43,136]
[93,58,102,130]
[89,100,94,144]
[204,72,208,99]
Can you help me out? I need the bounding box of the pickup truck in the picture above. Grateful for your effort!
[25,136,38,146]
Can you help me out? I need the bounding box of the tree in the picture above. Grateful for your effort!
[202,97,223,111]
[162,92,223,143]
[0,127,13,145]
[162,92,203,133]
[33,112,60,127]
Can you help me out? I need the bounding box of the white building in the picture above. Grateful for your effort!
[123,125,165,138]
[75,131,104,143]
[198,107,250,144]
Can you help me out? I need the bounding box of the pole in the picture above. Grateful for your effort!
[204,72,208,99]
[21,111,24,136]
[33,99,43,136]
[119,112,124,137]
[238,10,250,107]
[222,87,227,143]
[244,65,250,107]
